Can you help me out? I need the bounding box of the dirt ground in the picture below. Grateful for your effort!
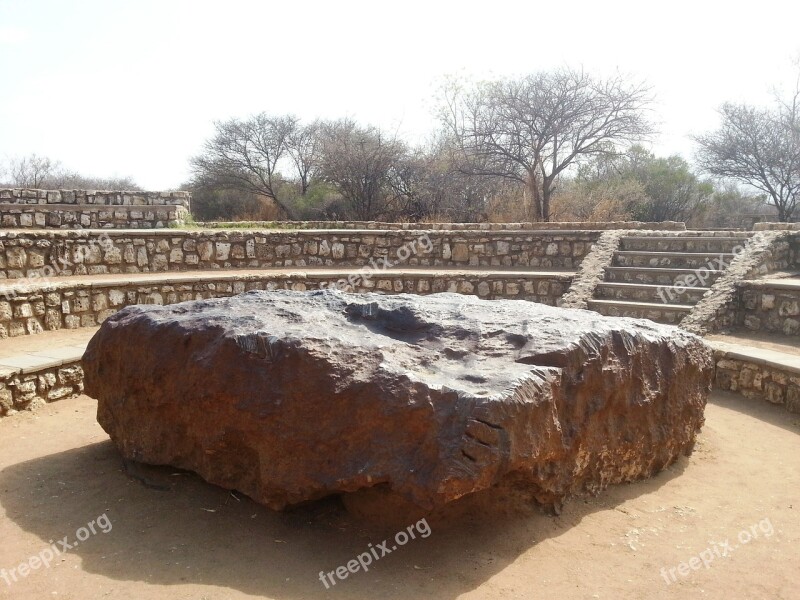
[0,392,797,600]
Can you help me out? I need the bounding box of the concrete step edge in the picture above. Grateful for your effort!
[614,251,736,258]
[587,299,693,312]
[604,266,725,275]
[0,268,578,295]
[709,340,800,375]
[0,346,86,377]
[596,282,711,292]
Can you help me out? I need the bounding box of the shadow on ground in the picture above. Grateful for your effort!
[0,436,691,600]
[709,390,800,435]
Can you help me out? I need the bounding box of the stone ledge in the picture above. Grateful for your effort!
[741,278,800,291]
[710,340,800,375]
[197,220,688,231]
[0,357,83,415]
[754,222,800,231]
[0,228,604,239]
[710,339,800,413]
[0,346,84,376]
[0,267,575,294]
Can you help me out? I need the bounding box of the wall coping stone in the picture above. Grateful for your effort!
[754,222,800,231]
[740,278,800,291]
[710,340,800,375]
[0,268,576,295]
[0,228,603,240]
[196,220,687,231]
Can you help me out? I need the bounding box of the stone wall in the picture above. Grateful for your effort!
[792,234,800,267]
[680,232,793,335]
[0,271,572,338]
[0,189,191,229]
[0,361,83,415]
[713,351,800,414]
[0,205,190,229]
[0,229,599,280]
[736,281,800,335]
[198,220,687,231]
[0,189,190,206]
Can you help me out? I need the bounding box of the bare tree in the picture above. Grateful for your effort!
[6,154,60,187]
[441,68,654,221]
[285,119,322,196]
[1,154,141,190]
[384,149,432,220]
[318,120,406,220]
[53,172,142,190]
[694,81,800,222]
[385,135,510,222]
[191,113,298,217]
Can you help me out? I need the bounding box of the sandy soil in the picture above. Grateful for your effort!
[0,392,798,600]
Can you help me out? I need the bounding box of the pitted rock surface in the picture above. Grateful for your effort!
[83,290,712,510]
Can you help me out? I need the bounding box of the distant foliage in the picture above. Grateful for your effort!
[551,146,765,226]
[0,153,141,190]
[186,64,798,224]
[694,76,800,222]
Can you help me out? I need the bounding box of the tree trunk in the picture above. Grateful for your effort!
[527,174,542,222]
[272,197,296,220]
[542,181,552,223]
[774,197,787,222]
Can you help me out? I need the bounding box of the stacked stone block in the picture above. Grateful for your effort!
[0,189,190,229]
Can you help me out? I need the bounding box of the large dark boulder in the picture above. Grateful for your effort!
[83,290,712,511]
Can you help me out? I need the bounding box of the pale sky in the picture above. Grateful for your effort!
[1,0,798,190]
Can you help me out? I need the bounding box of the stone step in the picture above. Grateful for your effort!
[0,328,93,416]
[603,266,725,286]
[586,299,692,324]
[594,282,710,305]
[708,335,800,413]
[620,236,750,253]
[612,251,736,269]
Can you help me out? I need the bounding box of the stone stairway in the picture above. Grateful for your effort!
[588,234,751,324]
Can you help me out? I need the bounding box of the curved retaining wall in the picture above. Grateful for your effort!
[0,229,599,279]
[0,271,572,338]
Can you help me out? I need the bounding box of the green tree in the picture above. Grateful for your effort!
[556,146,712,222]
[628,153,713,222]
